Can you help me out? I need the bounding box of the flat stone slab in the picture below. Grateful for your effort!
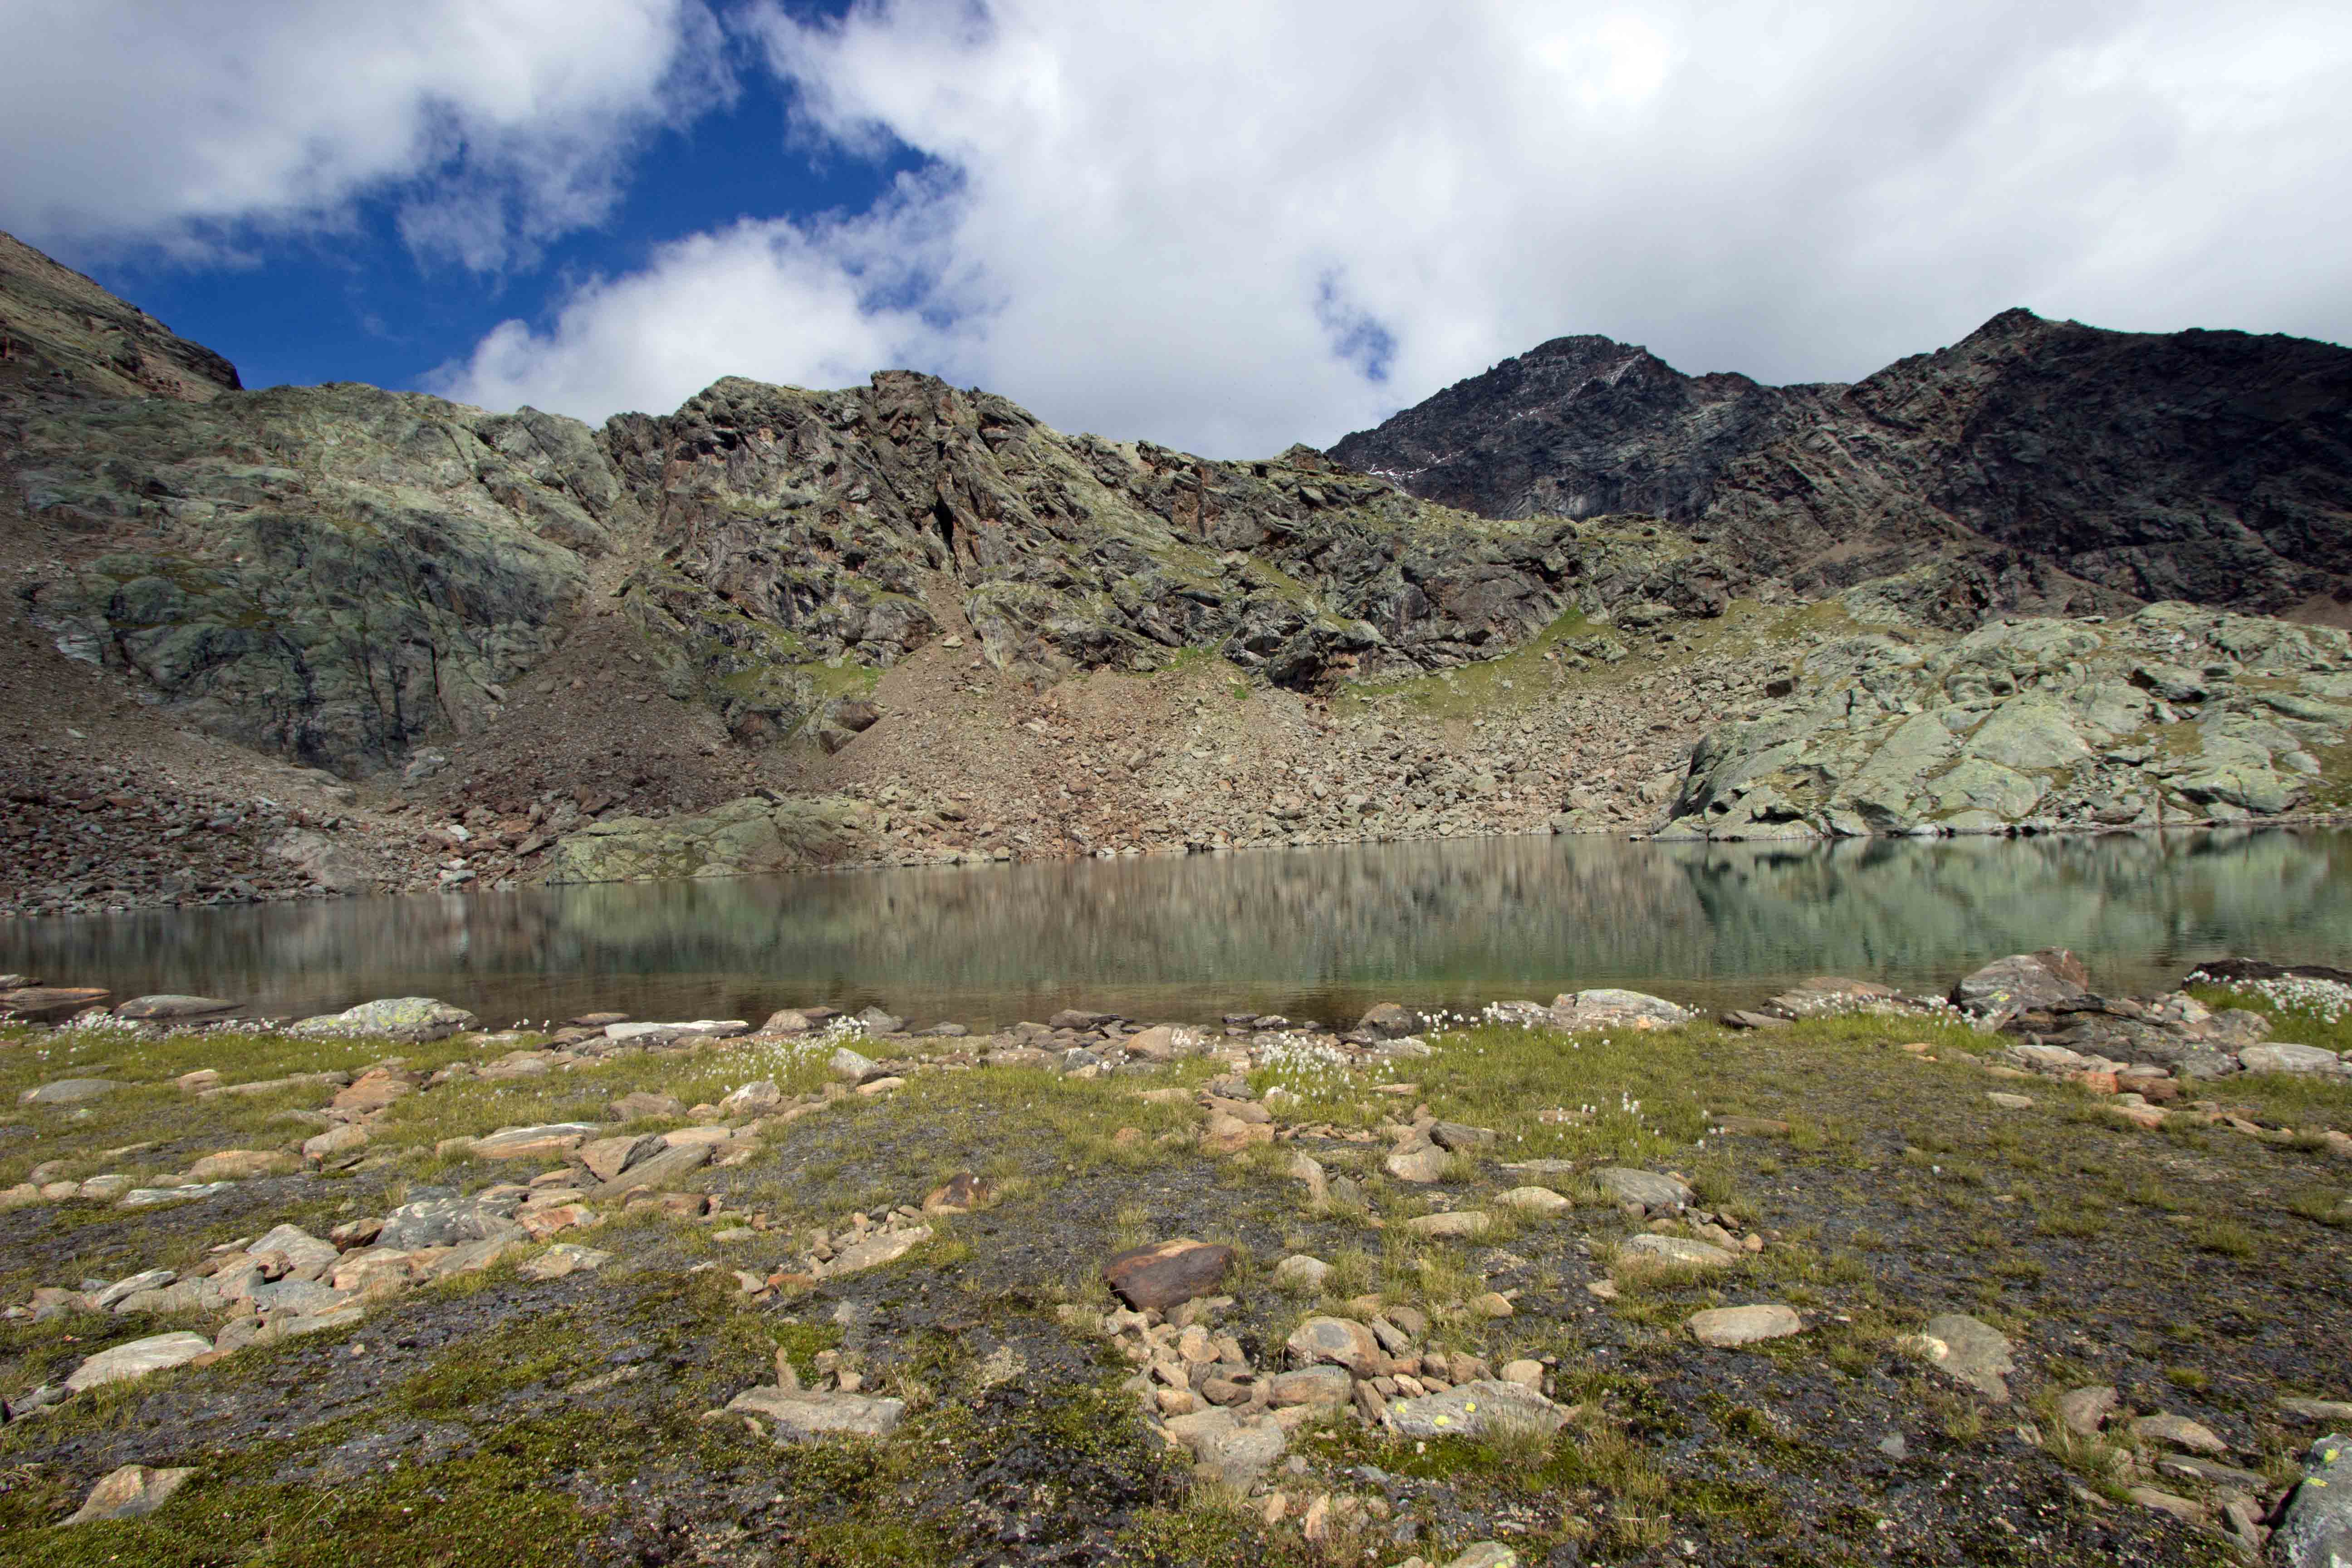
[820,1226,932,1277]
[291,996,477,1042]
[729,1385,906,1440]
[66,1331,213,1391]
[1550,989,1692,1031]
[0,986,109,1022]
[1163,1406,1288,1487]
[2276,1432,2352,1568]
[1592,1168,1694,1212]
[1909,1313,2014,1401]
[2240,1043,2346,1075]
[1406,1211,1491,1238]
[1386,1379,1568,1440]
[1497,1186,1571,1215]
[470,1122,603,1160]
[1286,1315,1382,1375]
[22,1078,120,1105]
[1616,1234,1738,1270]
[2132,1412,2231,1455]
[118,1182,234,1209]
[116,994,238,1022]
[1690,1304,1803,1348]
[65,1464,196,1525]
[1103,1239,1234,1311]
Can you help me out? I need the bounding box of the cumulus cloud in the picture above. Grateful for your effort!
[0,0,731,270]
[430,176,970,417]
[441,0,2352,453]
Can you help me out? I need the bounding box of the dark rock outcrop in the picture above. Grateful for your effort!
[1330,309,2352,625]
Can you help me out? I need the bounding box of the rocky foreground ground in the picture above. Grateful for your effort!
[1,952,2348,1565]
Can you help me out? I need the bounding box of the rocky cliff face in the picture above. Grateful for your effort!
[1330,309,2352,625]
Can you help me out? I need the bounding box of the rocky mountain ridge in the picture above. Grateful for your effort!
[0,232,2349,913]
[1329,308,2352,627]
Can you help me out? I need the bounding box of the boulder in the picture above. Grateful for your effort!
[115,995,237,1022]
[64,1464,196,1525]
[0,986,110,1022]
[66,1332,213,1391]
[1550,989,1692,1031]
[1357,1002,1422,1039]
[291,997,477,1043]
[1951,950,2089,1014]
[593,1140,714,1199]
[21,1078,120,1105]
[1689,1304,1803,1348]
[1908,1313,2014,1401]
[1384,1143,1450,1183]
[2132,1412,2231,1455]
[470,1123,601,1161]
[1497,1186,1570,1215]
[1163,1406,1288,1487]
[2240,1043,2346,1076]
[820,1226,932,1277]
[1406,1211,1491,1239]
[2276,1432,2352,1568]
[1385,1379,1568,1441]
[1615,1234,1737,1270]
[1124,1024,1204,1061]
[728,1385,906,1440]
[1103,1239,1234,1311]
[1285,1316,1383,1376]
[1272,1254,1333,1293]
[1592,1167,1694,1212]
[1267,1365,1353,1406]
[829,1047,884,1083]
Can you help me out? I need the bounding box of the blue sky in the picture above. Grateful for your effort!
[5,1,2350,456]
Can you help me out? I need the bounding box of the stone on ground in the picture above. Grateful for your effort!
[2055,1385,2117,1436]
[2132,1412,2231,1455]
[1385,1379,1568,1440]
[1592,1167,1694,1212]
[22,1078,119,1105]
[1102,1239,1234,1311]
[1951,950,2089,1013]
[1689,1303,1804,1347]
[1497,1186,1569,1215]
[1406,1210,1490,1238]
[66,1332,213,1392]
[1357,1002,1422,1039]
[2240,1043,2346,1075]
[729,1385,906,1440]
[65,1464,196,1524]
[290,996,476,1042]
[1616,1234,1737,1270]
[1272,1254,1333,1293]
[116,994,236,1021]
[1909,1313,2015,1401]
[1163,1406,1288,1487]
[1286,1316,1383,1375]
[2275,1433,2352,1568]
[1550,989,1692,1030]
[829,1046,883,1082]
[1385,1143,1450,1183]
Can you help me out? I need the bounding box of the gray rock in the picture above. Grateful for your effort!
[117,1182,234,1209]
[376,1194,526,1250]
[1616,1234,1737,1269]
[1384,1143,1450,1184]
[1357,1002,1422,1039]
[1591,1167,1694,1212]
[65,1331,213,1391]
[115,995,238,1022]
[591,1139,713,1199]
[1163,1406,1288,1486]
[1911,1313,2015,1401]
[1286,1316,1383,1375]
[2276,1433,2352,1568]
[64,1464,196,1525]
[1385,1379,1568,1441]
[1952,950,2090,1014]
[1429,1120,1496,1151]
[829,1047,883,1083]
[21,1078,120,1105]
[1688,1303,1803,1347]
[1267,1365,1353,1406]
[1550,989,1692,1031]
[91,1269,177,1309]
[728,1385,905,1440]
[291,997,476,1043]
[1271,1254,1333,1293]
[2240,1043,2346,1075]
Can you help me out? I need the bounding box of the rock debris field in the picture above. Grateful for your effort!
[1,953,2349,1566]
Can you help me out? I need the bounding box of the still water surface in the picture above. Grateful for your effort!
[3,829,2347,1029]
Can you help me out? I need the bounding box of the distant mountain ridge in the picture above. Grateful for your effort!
[1329,308,2352,627]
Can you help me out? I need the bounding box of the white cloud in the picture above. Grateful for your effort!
[429,181,964,418]
[0,0,730,270]
[446,0,2352,454]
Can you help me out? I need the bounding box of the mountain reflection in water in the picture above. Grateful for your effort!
[4,828,2347,1029]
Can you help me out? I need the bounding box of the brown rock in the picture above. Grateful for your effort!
[1103,1239,1235,1311]
[0,986,109,1022]
[579,1132,662,1181]
[923,1172,995,1213]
